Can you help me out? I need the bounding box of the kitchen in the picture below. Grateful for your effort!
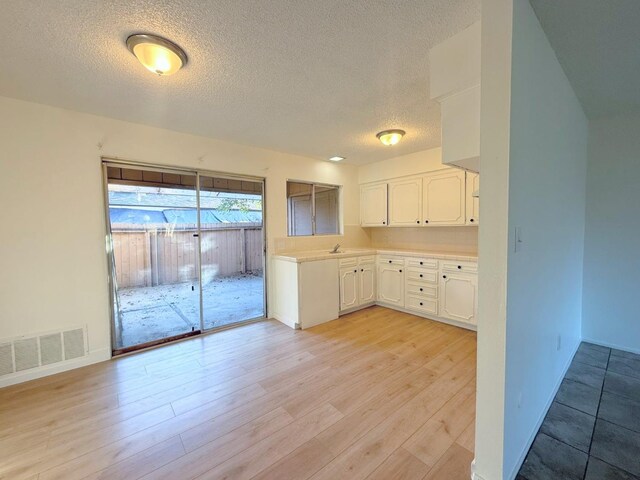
[272,162,479,331]
[271,23,481,333]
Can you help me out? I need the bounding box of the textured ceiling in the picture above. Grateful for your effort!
[530,0,640,118]
[0,0,479,165]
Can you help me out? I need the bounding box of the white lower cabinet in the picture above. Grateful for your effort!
[339,256,376,312]
[339,267,359,311]
[359,263,376,304]
[379,255,477,329]
[335,253,477,330]
[438,262,478,325]
[271,257,340,329]
[405,258,440,317]
[377,259,405,307]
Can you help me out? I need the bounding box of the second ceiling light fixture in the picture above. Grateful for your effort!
[376,129,406,146]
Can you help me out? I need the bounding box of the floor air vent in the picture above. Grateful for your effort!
[0,326,88,377]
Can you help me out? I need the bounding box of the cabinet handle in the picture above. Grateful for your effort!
[416,220,420,224]
[361,269,364,272]
[470,218,475,223]
[420,261,423,265]
[420,288,423,291]
[399,270,403,273]
[424,219,429,223]
[420,302,423,306]
[382,221,386,224]
[388,260,392,264]
[457,265,462,270]
[443,275,447,279]
[419,274,423,278]
[354,269,357,273]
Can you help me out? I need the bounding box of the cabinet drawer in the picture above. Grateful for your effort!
[406,268,438,284]
[338,257,358,268]
[441,261,477,274]
[406,258,438,269]
[406,296,438,315]
[358,255,376,265]
[378,256,405,266]
[406,283,437,298]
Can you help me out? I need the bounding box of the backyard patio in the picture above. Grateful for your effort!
[116,272,264,348]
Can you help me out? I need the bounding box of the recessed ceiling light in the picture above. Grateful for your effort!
[329,156,345,162]
[126,34,187,76]
[376,129,406,146]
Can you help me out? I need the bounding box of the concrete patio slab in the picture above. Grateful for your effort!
[116,272,264,348]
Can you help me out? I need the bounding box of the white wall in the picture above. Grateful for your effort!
[357,147,445,184]
[504,0,588,477]
[582,112,640,353]
[369,227,478,255]
[0,96,365,385]
[474,0,513,477]
[475,1,588,479]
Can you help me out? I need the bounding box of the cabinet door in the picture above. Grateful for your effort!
[466,172,479,225]
[360,183,388,227]
[439,273,477,324]
[377,265,404,307]
[422,170,466,225]
[339,267,359,311]
[359,264,376,304]
[388,177,422,226]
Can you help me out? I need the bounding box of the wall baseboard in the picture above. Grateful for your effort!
[0,348,111,388]
[471,459,487,480]
[581,337,640,356]
[505,338,581,480]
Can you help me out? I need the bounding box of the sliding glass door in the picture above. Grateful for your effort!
[198,175,265,330]
[104,163,265,354]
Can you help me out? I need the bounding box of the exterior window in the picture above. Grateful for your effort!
[287,181,340,236]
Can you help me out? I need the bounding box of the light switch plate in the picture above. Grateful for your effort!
[514,227,523,253]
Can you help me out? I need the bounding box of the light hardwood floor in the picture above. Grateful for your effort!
[0,306,477,480]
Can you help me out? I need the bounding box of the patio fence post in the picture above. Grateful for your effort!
[240,228,246,273]
[150,229,159,286]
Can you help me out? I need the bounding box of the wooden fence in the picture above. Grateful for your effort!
[111,223,263,288]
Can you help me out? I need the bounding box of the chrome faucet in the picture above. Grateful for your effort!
[331,244,341,253]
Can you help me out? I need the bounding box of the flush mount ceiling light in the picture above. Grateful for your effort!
[126,34,187,76]
[376,129,406,146]
[329,156,345,162]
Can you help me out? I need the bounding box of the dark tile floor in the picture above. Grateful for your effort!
[518,342,640,480]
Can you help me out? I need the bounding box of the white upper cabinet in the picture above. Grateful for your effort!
[439,86,480,172]
[466,172,479,225]
[429,22,481,172]
[359,168,477,228]
[360,183,388,227]
[388,177,422,226]
[422,170,466,225]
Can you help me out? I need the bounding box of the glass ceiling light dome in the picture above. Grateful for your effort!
[376,129,406,146]
[126,34,188,76]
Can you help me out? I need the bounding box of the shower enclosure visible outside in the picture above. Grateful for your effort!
[106,166,265,351]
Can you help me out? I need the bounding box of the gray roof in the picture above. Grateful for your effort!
[108,190,261,209]
[110,208,262,225]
